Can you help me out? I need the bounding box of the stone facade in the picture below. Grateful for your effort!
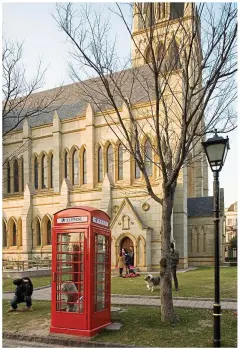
[225,202,238,243]
[2,3,223,269]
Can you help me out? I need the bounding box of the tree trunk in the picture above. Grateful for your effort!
[160,186,178,323]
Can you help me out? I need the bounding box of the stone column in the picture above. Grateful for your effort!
[85,104,95,189]
[52,111,62,192]
[203,155,209,196]
[173,167,188,268]
[59,178,70,209]
[194,142,204,197]
[22,120,32,189]
[10,160,14,193]
[145,228,152,271]
[100,174,112,217]
[2,163,7,196]
[21,183,34,260]
[122,102,132,185]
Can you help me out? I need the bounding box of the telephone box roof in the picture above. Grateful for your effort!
[54,206,110,219]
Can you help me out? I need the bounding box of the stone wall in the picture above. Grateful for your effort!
[188,216,224,266]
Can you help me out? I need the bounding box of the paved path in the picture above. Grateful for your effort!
[3,287,237,310]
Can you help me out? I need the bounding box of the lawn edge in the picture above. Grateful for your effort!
[2,331,135,348]
[4,285,51,293]
[2,291,237,302]
[111,294,237,302]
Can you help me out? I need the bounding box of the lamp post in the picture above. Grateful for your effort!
[202,130,230,348]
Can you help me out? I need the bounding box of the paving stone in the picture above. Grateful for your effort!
[111,307,122,312]
[105,322,123,330]
[227,303,237,310]
[173,300,182,307]
[185,300,198,308]
[221,303,228,310]
[202,301,212,309]
[195,300,205,308]
[196,304,210,308]
[119,309,128,313]
[148,299,159,305]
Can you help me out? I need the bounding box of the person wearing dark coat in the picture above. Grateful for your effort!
[8,277,33,312]
[124,251,131,274]
[129,246,134,267]
[171,243,179,291]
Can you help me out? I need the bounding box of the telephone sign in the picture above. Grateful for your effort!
[56,216,88,224]
[92,217,109,227]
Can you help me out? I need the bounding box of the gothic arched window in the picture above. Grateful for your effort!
[64,151,68,179]
[167,38,181,71]
[36,219,41,246]
[47,219,52,245]
[72,149,79,185]
[155,3,166,20]
[118,144,123,180]
[156,43,167,69]
[34,157,38,190]
[13,159,19,192]
[41,154,47,189]
[170,3,184,20]
[160,3,166,19]
[143,3,154,26]
[107,144,114,173]
[145,45,154,63]
[144,139,153,176]
[50,154,53,188]
[135,144,141,179]
[3,220,7,248]
[12,222,17,246]
[98,146,103,182]
[83,149,87,184]
[7,162,11,193]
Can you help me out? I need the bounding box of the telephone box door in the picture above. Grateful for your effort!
[52,229,87,330]
[91,228,111,329]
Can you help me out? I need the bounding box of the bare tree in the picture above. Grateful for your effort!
[55,2,237,322]
[2,38,64,163]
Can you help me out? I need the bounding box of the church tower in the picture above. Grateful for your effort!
[131,3,200,68]
[131,3,209,268]
[131,2,208,200]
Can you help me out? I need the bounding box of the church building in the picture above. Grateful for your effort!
[2,3,225,270]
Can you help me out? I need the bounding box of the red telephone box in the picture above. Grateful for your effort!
[50,206,111,337]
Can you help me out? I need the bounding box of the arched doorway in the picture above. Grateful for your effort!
[120,236,134,266]
[114,233,137,269]
[121,236,133,253]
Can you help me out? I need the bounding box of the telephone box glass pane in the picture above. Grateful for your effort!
[56,232,84,313]
[94,234,110,312]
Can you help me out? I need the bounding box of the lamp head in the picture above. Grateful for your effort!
[202,130,230,172]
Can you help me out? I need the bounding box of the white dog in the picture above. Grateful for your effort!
[144,274,160,292]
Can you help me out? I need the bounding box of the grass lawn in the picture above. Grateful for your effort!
[2,276,51,293]
[111,267,237,299]
[2,300,237,348]
[3,267,237,299]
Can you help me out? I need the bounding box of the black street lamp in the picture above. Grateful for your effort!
[202,130,230,348]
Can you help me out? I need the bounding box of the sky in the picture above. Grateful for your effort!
[2,1,238,209]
